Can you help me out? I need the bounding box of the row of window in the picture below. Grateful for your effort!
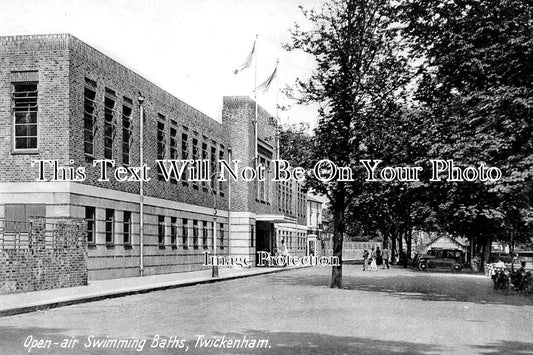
[156,116,226,196]
[83,78,227,196]
[277,180,305,218]
[279,230,307,250]
[85,207,225,249]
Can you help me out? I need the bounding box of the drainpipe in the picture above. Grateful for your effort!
[138,93,145,276]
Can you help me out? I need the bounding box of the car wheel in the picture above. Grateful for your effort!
[452,264,462,273]
[418,262,428,271]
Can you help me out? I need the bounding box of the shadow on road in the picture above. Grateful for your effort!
[0,326,445,355]
[273,267,533,306]
[472,339,533,354]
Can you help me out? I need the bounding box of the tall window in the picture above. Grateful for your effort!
[13,83,38,150]
[104,89,116,160]
[201,141,208,191]
[219,147,225,197]
[181,131,189,187]
[84,85,97,157]
[202,221,208,249]
[219,223,225,249]
[210,146,217,193]
[169,124,178,184]
[158,215,165,247]
[122,102,132,165]
[123,211,131,246]
[157,118,166,181]
[85,206,96,246]
[182,218,189,249]
[170,216,177,248]
[193,220,199,249]
[192,138,199,190]
[105,208,114,246]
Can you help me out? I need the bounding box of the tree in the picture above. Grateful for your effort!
[400,0,533,267]
[285,0,411,287]
[279,122,314,169]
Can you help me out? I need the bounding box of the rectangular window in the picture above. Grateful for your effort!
[123,211,131,247]
[103,93,116,160]
[157,119,166,181]
[5,204,45,233]
[84,86,97,157]
[105,208,114,246]
[202,221,208,249]
[201,142,208,192]
[170,216,177,248]
[219,223,224,249]
[158,215,165,247]
[182,218,189,249]
[13,83,38,150]
[181,132,189,187]
[210,146,217,193]
[169,125,178,184]
[193,220,199,249]
[192,138,199,190]
[218,147,225,197]
[122,104,132,165]
[85,206,96,246]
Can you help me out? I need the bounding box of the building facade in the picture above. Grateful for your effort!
[0,34,307,281]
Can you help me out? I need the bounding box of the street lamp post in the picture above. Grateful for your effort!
[208,171,219,278]
[138,93,145,277]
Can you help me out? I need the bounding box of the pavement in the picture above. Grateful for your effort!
[0,265,301,317]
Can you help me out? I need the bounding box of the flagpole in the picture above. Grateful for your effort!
[254,35,258,168]
[275,59,280,160]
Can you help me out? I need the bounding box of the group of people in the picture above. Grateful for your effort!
[363,246,390,271]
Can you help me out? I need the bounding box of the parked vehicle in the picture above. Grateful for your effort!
[417,248,464,273]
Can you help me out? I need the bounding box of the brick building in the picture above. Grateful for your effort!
[0,34,307,280]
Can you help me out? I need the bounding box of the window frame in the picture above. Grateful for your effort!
[182,218,189,249]
[105,208,115,247]
[158,215,165,248]
[123,211,132,247]
[12,82,39,153]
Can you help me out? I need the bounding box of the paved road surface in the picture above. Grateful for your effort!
[1,266,532,354]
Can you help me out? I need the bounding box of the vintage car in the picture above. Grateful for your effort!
[417,248,465,272]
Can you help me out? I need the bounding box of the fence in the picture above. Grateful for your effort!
[0,218,88,294]
[323,241,383,261]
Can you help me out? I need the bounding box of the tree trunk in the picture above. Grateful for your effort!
[391,232,397,264]
[406,228,412,258]
[481,236,492,272]
[330,188,346,289]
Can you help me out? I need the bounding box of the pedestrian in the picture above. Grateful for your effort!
[376,246,383,267]
[363,249,369,271]
[382,246,390,269]
[280,240,288,256]
[370,247,378,271]
[279,240,289,267]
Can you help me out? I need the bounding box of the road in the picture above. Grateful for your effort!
[1,265,532,354]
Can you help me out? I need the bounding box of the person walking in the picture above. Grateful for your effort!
[382,246,390,269]
[376,246,383,268]
[363,249,369,271]
[370,247,378,271]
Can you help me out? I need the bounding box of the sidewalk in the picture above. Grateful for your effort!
[0,266,299,317]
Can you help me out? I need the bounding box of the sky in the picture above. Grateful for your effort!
[0,0,324,127]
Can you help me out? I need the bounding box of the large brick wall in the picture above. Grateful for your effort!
[0,34,71,182]
[0,218,88,294]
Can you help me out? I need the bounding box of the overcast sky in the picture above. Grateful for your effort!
[0,0,324,126]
